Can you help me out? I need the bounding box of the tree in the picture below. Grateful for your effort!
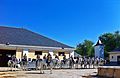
[75,43,85,56]
[114,31,120,48]
[75,40,94,57]
[99,31,120,57]
[99,33,116,52]
[83,40,94,57]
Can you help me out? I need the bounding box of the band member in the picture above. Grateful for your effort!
[46,53,52,66]
[21,54,27,70]
[63,55,66,64]
[36,54,41,69]
[43,54,47,60]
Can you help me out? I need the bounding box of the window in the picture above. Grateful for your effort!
[58,52,64,56]
[112,56,114,59]
[35,51,42,55]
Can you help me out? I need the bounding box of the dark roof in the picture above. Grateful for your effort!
[111,48,120,52]
[95,40,104,46]
[0,26,73,48]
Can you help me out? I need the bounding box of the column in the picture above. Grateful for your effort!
[49,49,54,58]
[70,50,74,57]
[16,49,22,61]
[23,49,29,59]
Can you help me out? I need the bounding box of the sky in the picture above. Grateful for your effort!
[0,0,120,47]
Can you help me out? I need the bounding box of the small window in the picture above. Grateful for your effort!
[112,56,113,59]
[0,54,2,56]
[58,52,64,56]
[35,51,42,55]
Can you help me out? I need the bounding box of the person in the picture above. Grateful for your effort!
[12,55,17,63]
[43,54,47,59]
[92,57,95,68]
[55,55,59,65]
[36,54,41,69]
[42,54,47,69]
[69,56,74,68]
[55,55,59,60]
[36,54,41,60]
[84,57,87,68]
[43,54,47,62]
[76,56,79,64]
[21,54,27,70]
[46,53,52,66]
[23,54,27,61]
[75,56,79,68]
[71,56,74,63]
[80,57,84,68]
[63,55,66,64]
[11,55,18,69]
[96,57,99,66]
[46,53,53,74]
[87,57,91,68]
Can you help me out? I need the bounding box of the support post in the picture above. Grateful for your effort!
[49,50,54,59]
[70,50,74,58]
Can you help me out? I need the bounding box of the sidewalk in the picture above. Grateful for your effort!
[0,68,98,78]
[0,67,20,71]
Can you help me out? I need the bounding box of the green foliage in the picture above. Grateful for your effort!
[114,31,120,48]
[99,33,116,52]
[75,30,120,58]
[75,40,94,57]
[75,44,84,56]
[99,31,120,57]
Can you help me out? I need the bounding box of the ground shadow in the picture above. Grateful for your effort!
[26,72,45,74]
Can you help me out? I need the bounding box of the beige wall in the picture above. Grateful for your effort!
[65,51,70,58]
[28,50,49,59]
[16,49,70,60]
[109,53,120,62]
[53,51,70,60]
[41,50,49,59]
[16,49,49,60]
[16,49,22,60]
[28,50,35,59]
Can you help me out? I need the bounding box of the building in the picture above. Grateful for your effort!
[74,52,81,58]
[94,39,104,59]
[0,26,74,67]
[109,48,120,65]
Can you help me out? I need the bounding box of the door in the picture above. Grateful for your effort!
[117,56,120,64]
[0,54,10,67]
[0,50,16,67]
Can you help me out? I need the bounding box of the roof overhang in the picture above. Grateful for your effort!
[108,51,120,54]
[0,44,75,51]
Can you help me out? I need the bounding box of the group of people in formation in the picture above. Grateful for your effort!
[8,53,106,70]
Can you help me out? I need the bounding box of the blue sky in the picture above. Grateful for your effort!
[0,0,120,47]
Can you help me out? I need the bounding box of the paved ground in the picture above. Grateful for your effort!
[0,68,97,78]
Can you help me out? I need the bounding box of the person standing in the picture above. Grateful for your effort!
[36,54,41,70]
[22,54,27,70]
[43,54,47,62]
[46,53,52,66]
[63,55,66,64]
[55,55,59,65]
[46,53,53,74]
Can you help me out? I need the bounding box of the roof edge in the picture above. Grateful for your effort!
[0,44,75,50]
